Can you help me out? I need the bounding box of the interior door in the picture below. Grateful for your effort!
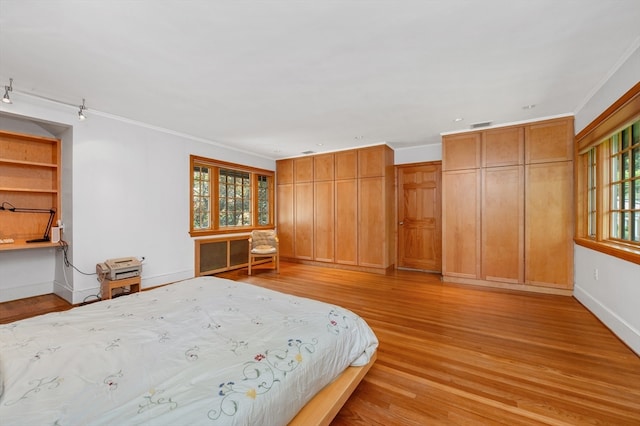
[397,163,442,272]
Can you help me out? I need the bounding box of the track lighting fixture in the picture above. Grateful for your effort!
[2,78,13,104]
[78,98,87,120]
[1,77,88,120]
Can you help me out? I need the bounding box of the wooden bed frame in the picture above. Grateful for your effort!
[289,351,377,426]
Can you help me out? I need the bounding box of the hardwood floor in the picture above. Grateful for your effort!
[2,262,639,425]
[0,292,72,324]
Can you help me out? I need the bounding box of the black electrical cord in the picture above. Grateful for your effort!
[58,240,96,276]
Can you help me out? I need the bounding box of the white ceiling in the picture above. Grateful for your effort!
[1,0,639,160]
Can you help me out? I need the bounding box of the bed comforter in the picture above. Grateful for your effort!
[0,276,378,425]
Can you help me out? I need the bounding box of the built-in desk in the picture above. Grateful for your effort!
[0,239,58,251]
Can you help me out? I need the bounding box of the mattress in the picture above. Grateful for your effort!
[0,276,378,425]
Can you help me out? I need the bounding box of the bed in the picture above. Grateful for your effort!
[0,276,378,425]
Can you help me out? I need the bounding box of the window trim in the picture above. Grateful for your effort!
[575,82,640,265]
[189,155,274,237]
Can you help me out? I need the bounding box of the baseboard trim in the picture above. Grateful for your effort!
[442,275,574,296]
[63,270,195,305]
[0,281,54,303]
[280,258,394,275]
[574,284,640,356]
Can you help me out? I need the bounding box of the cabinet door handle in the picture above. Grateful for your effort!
[399,221,404,225]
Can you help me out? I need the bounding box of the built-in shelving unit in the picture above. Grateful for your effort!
[0,130,61,251]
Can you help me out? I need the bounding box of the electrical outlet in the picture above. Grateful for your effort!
[593,268,599,280]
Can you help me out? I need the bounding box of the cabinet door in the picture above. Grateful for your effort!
[442,169,481,279]
[358,145,391,178]
[276,183,294,257]
[442,133,481,171]
[358,177,386,267]
[525,161,573,288]
[335,150,358,180]
[483,127,524,167]
[294,182,314,259]
[294,157,314,182]
[276,158,294,185]
[314,153,334,181]
[525,117,574,164]
[335,179,358,265]
[482,166,524,283]
[314,180,334,262]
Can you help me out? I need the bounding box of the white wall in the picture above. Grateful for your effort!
[573,46,640,355]
[394,143,442,164]
[0,94,274,304]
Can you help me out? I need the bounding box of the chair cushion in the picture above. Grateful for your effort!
[252,245,276,254]
[251,230,276,247]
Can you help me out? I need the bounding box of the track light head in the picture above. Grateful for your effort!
[2,78,13,104]
[78,98,87,120]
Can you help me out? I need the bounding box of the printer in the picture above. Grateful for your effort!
[96,257,142,281]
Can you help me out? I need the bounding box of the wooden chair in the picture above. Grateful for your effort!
[248,230,279,275]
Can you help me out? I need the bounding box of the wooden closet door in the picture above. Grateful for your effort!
[358,177,386,267]
[525,161,573,288]
[335,179,358,265]
[482,166,524,283]
[294,182,314,260]
[442,133,481,171]
[442,169,481,279]
[276,183,294,257]
[314,180,334,262]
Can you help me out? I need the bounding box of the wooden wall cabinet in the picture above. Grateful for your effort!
[276,144,394,273]
[0,130,61,249]
[334,150,358,265]
[357,145,395,269]
[442,132,481,171]
[482,127,524,167]
[335,178,358,265]
[482,165,524,284]
[314,179,335,262]
[358,177,386,267]
[294,156,314,260]
[314,153,334,181]
[294,156,314,182]
[442,169,481,279]
[335,150,358,180]
[525,161,573,288]
[276,158,294,257]
[314,154,335,262]
[442,117,574,294]
[276,183,294,257]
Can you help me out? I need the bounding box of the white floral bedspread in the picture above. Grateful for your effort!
[0,276,378,425]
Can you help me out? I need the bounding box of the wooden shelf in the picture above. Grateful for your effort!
[0,187,58,193]
[0,158,58,168]
[0,238,58,251]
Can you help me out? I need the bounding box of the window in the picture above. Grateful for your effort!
[190,155,274,236]
[575,82,640,264]
[610,121,639,243]
[587,147,597,238]
[219,168,251,227]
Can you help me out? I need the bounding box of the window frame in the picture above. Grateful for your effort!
[189,155,274,237]
[575,82,640,265]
